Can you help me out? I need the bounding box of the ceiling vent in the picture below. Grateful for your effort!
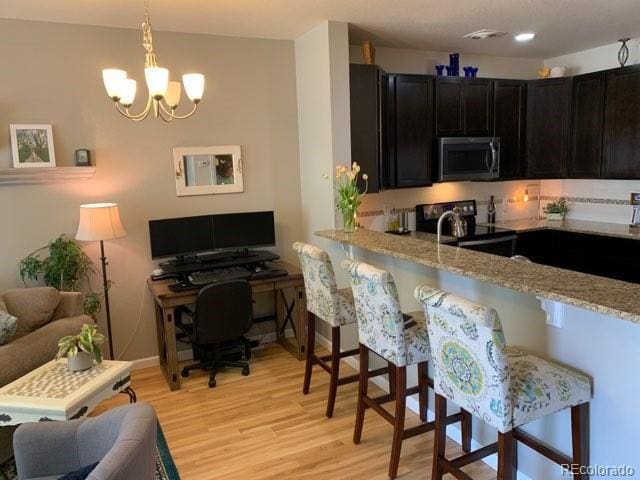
[463,29,507,40]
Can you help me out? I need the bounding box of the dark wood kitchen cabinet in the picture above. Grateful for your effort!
[435,78,493,137]
[603,65,640,179]
[349,64,387,192]
[493,79,526,179]
[569,71,606,178]
[526,77,571,178]
[387,74,433,188]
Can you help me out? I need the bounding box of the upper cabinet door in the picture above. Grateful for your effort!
[494,80,526,179]
[388,74,433,188]
[526,78,571,179]
[349,64,386,192]
[603,66,640,179]
[465,78,494,136]
[435,78,465,136]
[569,72,605,178]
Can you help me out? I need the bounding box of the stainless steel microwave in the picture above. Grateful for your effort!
[438,137,500,181]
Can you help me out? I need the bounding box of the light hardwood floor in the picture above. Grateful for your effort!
[96,344,494,479]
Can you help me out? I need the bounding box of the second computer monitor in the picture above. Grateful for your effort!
[213,211,275,250]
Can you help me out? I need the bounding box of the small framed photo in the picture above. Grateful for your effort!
[173,145,243,197]
[10,124,56,168]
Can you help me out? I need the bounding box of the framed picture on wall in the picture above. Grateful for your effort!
[10,124,56,168]
[173,145,243,197]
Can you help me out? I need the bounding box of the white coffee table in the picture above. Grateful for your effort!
[0,359,134,426]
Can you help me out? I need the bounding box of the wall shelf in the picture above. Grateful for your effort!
[0,167,96,186]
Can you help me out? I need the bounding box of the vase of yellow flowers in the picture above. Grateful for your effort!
[334,162,368,233]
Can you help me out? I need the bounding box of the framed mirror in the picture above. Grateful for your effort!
[173,145,243,196]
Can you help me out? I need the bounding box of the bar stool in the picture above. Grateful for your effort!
[293,242,387,418]
[415,286,592,480]
[342,259,471,479]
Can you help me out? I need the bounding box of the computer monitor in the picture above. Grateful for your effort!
[148,215,214,259]
[213,211,275,250]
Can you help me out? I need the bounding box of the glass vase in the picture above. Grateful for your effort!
[341,207,357,233]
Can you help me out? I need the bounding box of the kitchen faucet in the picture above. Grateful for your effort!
[437,209,466,244]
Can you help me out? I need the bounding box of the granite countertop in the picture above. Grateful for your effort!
[316,228,640,325]
[487,218,640,241]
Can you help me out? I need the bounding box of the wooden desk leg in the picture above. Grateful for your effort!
[155,302,181,391]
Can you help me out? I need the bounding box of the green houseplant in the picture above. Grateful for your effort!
[543,198,569,221]
[19,235,102,316]
[56,324,105,371]
[331,162,369,232]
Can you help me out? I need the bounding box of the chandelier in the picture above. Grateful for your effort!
[101,0,205,122]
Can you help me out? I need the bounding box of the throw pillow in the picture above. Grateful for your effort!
[1,287,60,337]
[0,298,17,345]
[57,462,99,480]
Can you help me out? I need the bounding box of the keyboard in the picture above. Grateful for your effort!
[189,267,251,286]
[168,267,290,292]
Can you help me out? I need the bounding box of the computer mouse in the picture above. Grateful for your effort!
[153,268,164,277]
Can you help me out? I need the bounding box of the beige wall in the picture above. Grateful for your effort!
[0,19,302,360]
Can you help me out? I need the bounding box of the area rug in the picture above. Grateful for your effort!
[0,421,179,480]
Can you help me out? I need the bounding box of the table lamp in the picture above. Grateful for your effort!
[75,203,126,359]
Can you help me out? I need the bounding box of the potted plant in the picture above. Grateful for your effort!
[544,198,569,221]
[56,324,105,372]
[329,162,368,233]
[19,235,102,316]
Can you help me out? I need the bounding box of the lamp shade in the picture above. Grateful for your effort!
[75,203,126,241]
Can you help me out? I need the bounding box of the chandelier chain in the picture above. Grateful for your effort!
[142,0,157,68]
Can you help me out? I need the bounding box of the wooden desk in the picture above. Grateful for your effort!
[147,260,307,391]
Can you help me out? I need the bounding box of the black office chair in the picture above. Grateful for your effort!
[178,280,253,388]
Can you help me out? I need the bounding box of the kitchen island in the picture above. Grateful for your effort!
[317,227,640,480]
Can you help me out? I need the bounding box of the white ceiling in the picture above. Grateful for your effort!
[2,0,640,58]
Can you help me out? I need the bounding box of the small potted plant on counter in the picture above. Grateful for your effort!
[56,324,105,372]
[544,198,569,221]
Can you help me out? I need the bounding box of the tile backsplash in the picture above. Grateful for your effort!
[357,178,640,232]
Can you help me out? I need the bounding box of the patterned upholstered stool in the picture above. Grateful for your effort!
[415,286,592,480]
[343,259,471,479]
[293,242,388,418]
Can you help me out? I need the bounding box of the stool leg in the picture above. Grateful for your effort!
[353,343,369,445]
[388,361,396,397]
[302,312,316,395]
[326,326,341,418]
[571,403,589,480]
[431,393,447,480]
[417,361,428,422]
[497,431,517,480]
[461,409,472,453]
[388,365,406,479]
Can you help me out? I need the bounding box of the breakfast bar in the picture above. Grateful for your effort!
[317,227,640,480]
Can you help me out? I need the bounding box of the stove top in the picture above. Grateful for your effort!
[415,200,516,240]
[465,224,515,239]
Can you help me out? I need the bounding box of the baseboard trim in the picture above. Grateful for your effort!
[315,334,533,480]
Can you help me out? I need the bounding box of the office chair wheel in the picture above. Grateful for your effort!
[208,378,217,388]
[181,368,189,378]
[241,366,250,376]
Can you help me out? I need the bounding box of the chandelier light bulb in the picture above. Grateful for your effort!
[119,79,137,107]
[144,66,169,100]
[102,69,127,100]
[164,81,182,109]
[183,73,205,103]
